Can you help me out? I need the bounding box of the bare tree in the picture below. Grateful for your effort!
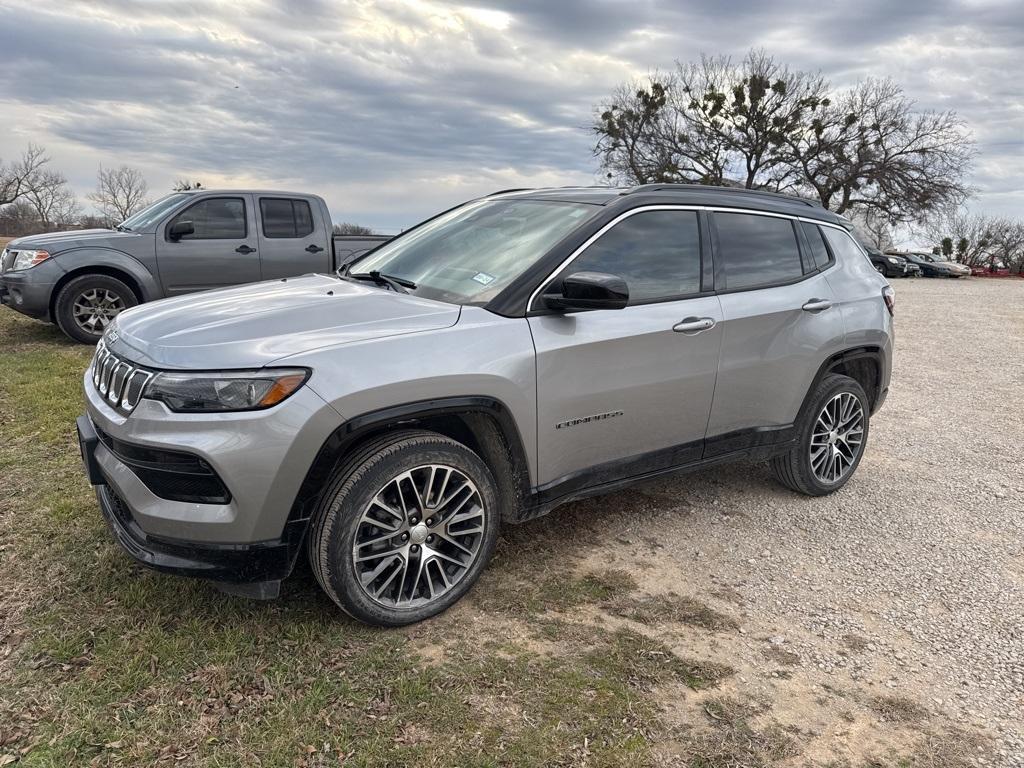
[920,211,994,266]
[593,53,975,223]
[849,207,895,250]
[25,170,81,230]
[89,165,149,224]
[0,144,51,206]
[333,222,376,236]
[786,79,974,222]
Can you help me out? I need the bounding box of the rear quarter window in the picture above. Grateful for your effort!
[714,212,803,291]
[260,198,315,238]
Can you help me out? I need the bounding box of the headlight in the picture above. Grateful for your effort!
[886,257,899,264]
[144,369,309,412]
[11,249,51,270]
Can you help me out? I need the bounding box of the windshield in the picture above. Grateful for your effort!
[118,193,191,231]
[349,199,597,305]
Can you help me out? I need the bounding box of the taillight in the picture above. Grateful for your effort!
[882,286,895,316]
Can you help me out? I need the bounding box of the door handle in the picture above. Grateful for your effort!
[802,298,833,313]
[673,316,716,334]
[235,245,256,254]
[305,244,324,253]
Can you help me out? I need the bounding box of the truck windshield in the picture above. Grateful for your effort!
[118,193,191,231]
[349,199,597,305]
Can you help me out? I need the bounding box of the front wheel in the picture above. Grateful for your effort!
[771,374,870,496]
[308,430,500,626]
[54,274,137,344]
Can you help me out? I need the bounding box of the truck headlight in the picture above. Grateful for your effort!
[11,249,51,270]
[144,369,309,412]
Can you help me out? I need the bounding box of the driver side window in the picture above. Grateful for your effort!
[168,197,246,240]
[564,210,702,304]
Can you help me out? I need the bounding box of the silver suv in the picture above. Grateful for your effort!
[77,184,894,626]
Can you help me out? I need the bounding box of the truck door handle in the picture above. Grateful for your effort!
[235,245,256,254]
[802,298,833,313]
[673,317,716,334]
[305,244,324,253]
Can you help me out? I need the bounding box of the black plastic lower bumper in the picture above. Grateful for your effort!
[79,414,306,587]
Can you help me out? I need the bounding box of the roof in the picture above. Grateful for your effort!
[488,183,844,224]
[173,188,324,198]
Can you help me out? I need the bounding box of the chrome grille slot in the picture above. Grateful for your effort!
[89,341,154,414]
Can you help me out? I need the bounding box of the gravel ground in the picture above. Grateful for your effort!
[566,276,1024,764]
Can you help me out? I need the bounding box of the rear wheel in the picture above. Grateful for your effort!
[771,374,870,496]
[308,430,500,626]
[54,274,137,344]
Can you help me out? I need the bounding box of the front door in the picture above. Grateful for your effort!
[155,195,261,295]
[528,208,723,488]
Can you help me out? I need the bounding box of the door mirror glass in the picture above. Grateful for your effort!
[545,271,629,311]
[167,220,195,241]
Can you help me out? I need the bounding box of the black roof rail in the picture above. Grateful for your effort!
[622,183,822,208]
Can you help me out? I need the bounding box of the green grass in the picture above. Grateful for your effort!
[0,310,730,767]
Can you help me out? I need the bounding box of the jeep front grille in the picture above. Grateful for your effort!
[91,340,154,413]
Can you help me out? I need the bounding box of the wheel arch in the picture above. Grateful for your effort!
[288,396,532,527]
[49,258,155,320]
[802,347,884,417]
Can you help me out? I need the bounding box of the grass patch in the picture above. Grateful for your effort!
[475,564,638,617]
[604,593,738,632]
[871,694,929,724]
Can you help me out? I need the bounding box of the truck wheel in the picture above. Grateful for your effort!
[54,274,138,344]
[771,374,870,496]
[308,430,500,626]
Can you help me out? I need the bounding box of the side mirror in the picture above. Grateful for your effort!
[544,271,629,311]
[168,220,195,241]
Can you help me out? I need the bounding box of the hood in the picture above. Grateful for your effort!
[106,274,461,369]
[8,228,141,253]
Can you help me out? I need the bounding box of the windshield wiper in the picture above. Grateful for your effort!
[346,270,416,294]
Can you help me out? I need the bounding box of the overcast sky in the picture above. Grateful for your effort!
[1,0,1021,235]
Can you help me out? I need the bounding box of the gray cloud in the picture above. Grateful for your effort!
[0,0,1021,232]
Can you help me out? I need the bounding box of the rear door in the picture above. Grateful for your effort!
[256,196,332,279]
[706,210,846,451]
[528,208,723,488]
[155,195,260,295]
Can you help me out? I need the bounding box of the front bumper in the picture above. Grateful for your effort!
[0,268,57,320]
[79,362,344,584]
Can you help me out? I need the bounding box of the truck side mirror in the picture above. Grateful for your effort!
[168,220,195,241]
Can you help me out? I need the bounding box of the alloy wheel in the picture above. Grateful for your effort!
[809,392,865,484]
[72,288,126,334]
[352,464,486,608]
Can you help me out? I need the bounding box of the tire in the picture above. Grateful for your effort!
[307,429,500,626]
[873,264,887,276]
[771,374,870,496]
[54,274,138,344]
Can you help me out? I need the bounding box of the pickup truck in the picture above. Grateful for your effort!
[0,189,390,342]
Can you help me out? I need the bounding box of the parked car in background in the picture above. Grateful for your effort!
[864,245,912,278]
[896,252,968,278]
[0,190,390,343]
[77,183,894,626]
[970,261,1011,277]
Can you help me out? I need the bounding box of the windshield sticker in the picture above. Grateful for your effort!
[472,272,496,285]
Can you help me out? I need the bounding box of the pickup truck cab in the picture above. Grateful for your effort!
[0,190,388,342]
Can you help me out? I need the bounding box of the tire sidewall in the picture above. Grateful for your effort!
[55,274,138,344]
[794,375,870,495]
[316,437,500,626]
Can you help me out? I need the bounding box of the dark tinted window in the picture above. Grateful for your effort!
[801,222,833,270]
[260,198,315,238]
[567,210,701,303]
[715,212,802,290]
[169,198,246,240]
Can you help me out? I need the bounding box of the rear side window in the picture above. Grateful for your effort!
[801,222,833,270]
[168,197,246,240]
[260,198,315,238]
[822,227,871,268]
[714,212,803,291]
[566,210,702,303]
